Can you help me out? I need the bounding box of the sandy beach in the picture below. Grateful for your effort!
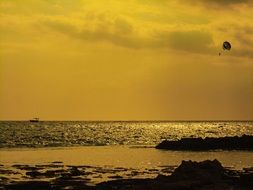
[1,146,253,186]
[1,122,253,189]
[1,146,253,168]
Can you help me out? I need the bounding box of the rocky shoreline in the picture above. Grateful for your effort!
[156,135,253,151]
[1,159,252,190]
[98,159,253,190]
[1,136,253,189]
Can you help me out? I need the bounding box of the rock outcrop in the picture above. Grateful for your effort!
[156,135,253,150]
[97,159,252,190]
[2,160,253,190]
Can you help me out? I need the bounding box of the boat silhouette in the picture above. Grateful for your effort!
[30,118,40,122]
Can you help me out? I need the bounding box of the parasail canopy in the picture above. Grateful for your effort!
[223,41,231,51]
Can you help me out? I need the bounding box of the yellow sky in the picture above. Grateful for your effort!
[1,0,253,120]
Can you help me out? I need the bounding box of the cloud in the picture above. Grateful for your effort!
[181,0,251,6]
[1,0,253,58]
[41,13,215,55]
[152,30,214,53]
[198,0,250,4]
[234,25,253,45]
[233,26,253,58]
[179,0,253,10]
[215,22,253,58]
[41,15,146,49]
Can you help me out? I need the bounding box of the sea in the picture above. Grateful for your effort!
[0,121,253,148]
[0,121,253,172]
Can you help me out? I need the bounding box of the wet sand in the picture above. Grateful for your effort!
[0,161,176,185]
[0,159,252,190]
[1,146,253,169]
[1,146,253,185]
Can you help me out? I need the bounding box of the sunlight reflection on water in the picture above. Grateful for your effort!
[0,121,253,148]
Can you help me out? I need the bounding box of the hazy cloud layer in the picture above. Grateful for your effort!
[1,0,253,58]
[42,16,215,55]
[181,0,252,7]
[153,30,213,53]
[41,16,144,49]
[1,0,253,120]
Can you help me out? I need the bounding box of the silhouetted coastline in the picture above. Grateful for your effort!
[156,135,253,151]
[1,159,252,190]
[1,122,253,189]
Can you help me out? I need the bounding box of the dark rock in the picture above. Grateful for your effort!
[0,176,9,181]
[108,175,123,179]
[97,179,152,190]
[240,173,253,186]
[12,164,40,171]
[44,169,67,178]
[69,166,86,176]
[243,167,253,173]
[26,169,67,178]
[0,169,20,175]
[1,160,253,190]
[156,135,253,150]
[170,159,225,182]
[35,164,63,168]
[148,169,159,172]
[4,180,95,190]
[26,170,44,178]
[51,161,63,164]
[4,181,50,190]
[96,159,251,190]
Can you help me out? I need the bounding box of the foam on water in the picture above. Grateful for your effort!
[0,121,253,148]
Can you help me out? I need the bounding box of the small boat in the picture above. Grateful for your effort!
[30,118,40,122]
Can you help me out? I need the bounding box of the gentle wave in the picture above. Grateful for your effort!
[0,121,253,148]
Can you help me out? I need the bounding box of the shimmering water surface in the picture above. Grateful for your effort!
[0,121,253,148]
[0,121,253,182]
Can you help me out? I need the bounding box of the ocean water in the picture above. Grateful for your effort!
[0,121,253,179]
[0,121,253,148]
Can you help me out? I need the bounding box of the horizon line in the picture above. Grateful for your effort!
[0,119,253,122]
